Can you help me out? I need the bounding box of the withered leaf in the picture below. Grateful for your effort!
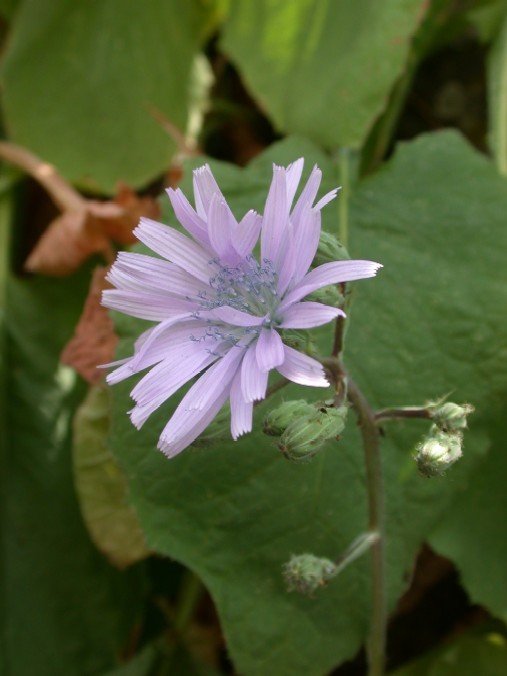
[61,266,118,385]
[25,184,161,276]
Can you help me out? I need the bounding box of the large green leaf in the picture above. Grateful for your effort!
[73,385,150,568]
[108,130,507,674]
[346,129,507,621]
[428,425,507,620]
[0,0,218,192]
[220,0,427,150]
[0,191,144,674]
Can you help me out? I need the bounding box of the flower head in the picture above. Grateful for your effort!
[102,159,381,458]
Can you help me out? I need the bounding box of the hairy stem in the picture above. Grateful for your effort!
[375,407,432,423]
[346,375,386,676]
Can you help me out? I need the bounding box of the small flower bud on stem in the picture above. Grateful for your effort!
[415,426,463,477]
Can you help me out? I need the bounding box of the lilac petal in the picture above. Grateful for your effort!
[315,187,339,211]
[280,260,382,310]
[232,210,262,257]
[261,165,288,263]
[129,349,217,429]
[127,314,194,371]
[291,165,321,225]
[285,158,304,206]
[102,289,195,321]
[230,369,253,440]
[188,346,244,411]
[130,342,213,405]
[125,321,202,375]
[256,328,284,372]
[166,188,210,247]
[135,217,215,283]
[107,251,209,297]
[279,301,344,329]
[158,348,244,457]
[277,345,329,387]
[291,207,321,286]
[106,322,188,384]
[193,164,227,218]
[276,220,296,296]
[241,343,268,402]
[207,193,237,261]
[200,306,265,327]
[159,386,230,459]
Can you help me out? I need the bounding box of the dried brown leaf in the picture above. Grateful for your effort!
[25,184,161,276]
[24,210,114,276]
[61,267,118,384]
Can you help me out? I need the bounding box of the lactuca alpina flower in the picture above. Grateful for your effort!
[102,159,381,458]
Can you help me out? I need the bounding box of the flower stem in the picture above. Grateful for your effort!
[346,375,386,676]
[375,407,432,423]
[338,148,350,248]
[174,569,204,633]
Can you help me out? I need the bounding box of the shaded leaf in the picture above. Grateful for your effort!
[486,3,507,174]
[73,385,150,568]
[0,188,145,675]
[392,620,507,676]
[1,0,219,192]
[221,0,428,149]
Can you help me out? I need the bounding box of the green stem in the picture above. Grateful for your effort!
[375,407,432,423]
[174,570,204,634]
[338,148,350,248]
[346,376,386,676]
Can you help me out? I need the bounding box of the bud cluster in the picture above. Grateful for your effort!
[415,401,474,477]
[264,400,348,464]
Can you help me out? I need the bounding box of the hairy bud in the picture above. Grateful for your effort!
[307,284,344,308]
[263,400,316,437]
[430,401,474,433]
[415,426,463,477]
[283,553,337,595]
[278,404,348,463]
[313,230,350,267]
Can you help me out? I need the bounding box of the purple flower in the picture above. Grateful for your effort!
[102,159,381,458]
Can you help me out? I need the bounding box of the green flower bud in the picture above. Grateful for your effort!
[283,553,337,595]
[278,404,348,464]
[430,401,474,433]
[307,284,344,308]
[313,230,350,267]
[415,426,463,477]
[263,400,315,437]
[278,329,318,357]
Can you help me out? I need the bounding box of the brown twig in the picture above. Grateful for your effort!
[0,141,85,211]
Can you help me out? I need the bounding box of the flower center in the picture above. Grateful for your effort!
[202,255,280,318]
[189,256,282,353]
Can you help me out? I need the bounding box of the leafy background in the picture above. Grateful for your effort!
[1,0,507,675]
